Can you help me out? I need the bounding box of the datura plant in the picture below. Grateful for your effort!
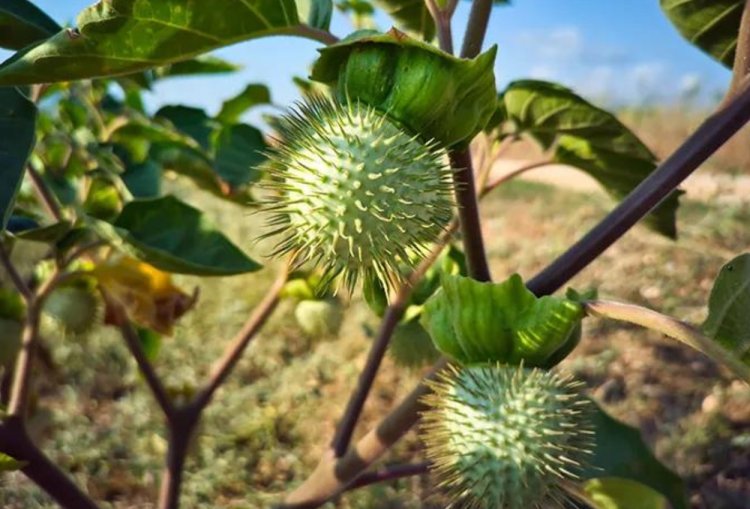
[0,2,749,509]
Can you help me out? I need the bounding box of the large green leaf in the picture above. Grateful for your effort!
[499,80,680,238]
[0,0,331,85]
[0,87,37,231]
[213,124,267,188]
[217,84,272,124]
[373,0,435,40]
[702,253,750,365]
[584,404,687,509]
[155,105,215,150]
[0,0,61,50]
[420,274,584,367]
[160,55,241,79]
[88,195,261,276]
[660,0,743,69]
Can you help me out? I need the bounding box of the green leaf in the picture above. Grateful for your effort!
[0,0,326,85]
[14,220,73,243]
[420,274,584,366]
[155,105,215,150]
[373,0,435,40]
[137,327,161,361]
[584,477,670,509]
[312,29,498,147]
[88,195,261,276]
[585,403,687,509]
[660,0,742,68]
[0,0,61,50]
[217,84,272,124]
[213,124,267,189]
[702,253,750,365]
[159,55,241,79]
[499,80,680,238]
[298,0,334,30]
[122,159,161,198]
[0,452,24,472]
[0,87,37,231]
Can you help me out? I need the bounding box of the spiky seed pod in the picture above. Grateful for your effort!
[420,364,595,509]
[43,286,100,334]
[294,298,344,338]
[263,97,455,293]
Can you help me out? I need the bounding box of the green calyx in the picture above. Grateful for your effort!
[421,364,594,509]
[263,97,454,293]
[421,274,585,367]
[311,29,498,148]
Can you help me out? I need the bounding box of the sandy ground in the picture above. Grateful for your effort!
[492,160,750,204]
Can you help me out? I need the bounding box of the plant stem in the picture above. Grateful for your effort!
[727,0,750,100]
[331,227,456,457]
[191,270,287,412]
[346,461,430,490]
[292,25,340,45]
[584,300,750,384]
[0,417,100,509]
[481,159,554,197]
[157,407,198,509]
[117,319,175,419]
[281,360,446,508]
[0,242,32,302]
[26,165,64,223]
[460,0,493,58]
[527,77,750,297]
[449,150,492,281]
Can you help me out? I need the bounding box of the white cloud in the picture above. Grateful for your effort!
[517,26,583,61]
[528,64,557,80]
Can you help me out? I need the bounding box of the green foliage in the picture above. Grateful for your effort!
[421,274,584,367]
[0,87,37,230]
[312,29,498,147]
[0,0,331,85]
[661,0,743,68]
[88,196,261,276]
[496,80,680,238]
[217,84,272,124]
[0,0,61,50]
[388,317,440,368]
[13,220,73,243]
[297,0,334,30]
[702,253,750,365]
[585,404,688,509]
[373,0,435,40]
[0,452,24,472]
[584,477,670,509]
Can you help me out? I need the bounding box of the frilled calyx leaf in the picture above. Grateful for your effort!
[421,274,584,367]
[262,96,454,293]
[311,28,498,148]
[421,364,594,509]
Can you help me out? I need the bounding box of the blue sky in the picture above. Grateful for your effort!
[3,1,732,122]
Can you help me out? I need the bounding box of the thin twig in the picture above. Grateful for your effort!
[117,318,175,419]
[346,461,430,491]
[584,300,750,384]
[0,242,32,302]
[481,159,554,196]
[190,270,288,412]
[7,274,58,419]
[26,165,64,223]
[331,226,457,456]
[291,25,340,46]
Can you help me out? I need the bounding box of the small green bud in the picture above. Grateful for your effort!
[43,285,100,334]
[294,298,344,338]
[263,97,454,293]
[421,364,594,509]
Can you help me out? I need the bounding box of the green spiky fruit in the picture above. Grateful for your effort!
[264,97,454,292]
[421,364,594,509]
[294,298,344,338]
[43,286,100,334]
